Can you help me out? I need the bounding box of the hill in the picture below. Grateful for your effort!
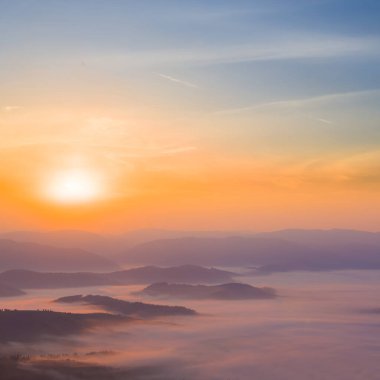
[0,239,119,272]
[55,294,197,317]
[111,264,235,284]
[256,229,380,248]
[0,282,24,297]
[138,282,276,300]
[0,310,128,343]
[116,234,380,272]
[0,229,249,255]
[0,265,235,289]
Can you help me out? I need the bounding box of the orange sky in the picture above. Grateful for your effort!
[1,131,379,232]
[1,1,380,232]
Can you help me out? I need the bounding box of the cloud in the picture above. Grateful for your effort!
[214,89,380,115]
[91,35,380,68]
[284,149,380,189]
[157,74,198,88]
[316,118,334,125]
[159,146,197,155]
[2,106,21,112]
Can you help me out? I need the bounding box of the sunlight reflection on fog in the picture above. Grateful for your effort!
[1,270,379,380]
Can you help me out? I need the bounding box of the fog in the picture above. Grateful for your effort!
[1,270,379,379]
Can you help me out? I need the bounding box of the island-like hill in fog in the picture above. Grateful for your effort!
[55,294,197,317]
[137,282,276,300]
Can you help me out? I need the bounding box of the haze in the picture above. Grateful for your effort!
[0,1,379,379]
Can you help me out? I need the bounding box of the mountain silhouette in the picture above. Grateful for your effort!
[0,265,235,289]
[0,239,119,272]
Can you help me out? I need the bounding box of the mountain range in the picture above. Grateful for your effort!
[0,239,118,272]
[0,229,379,273]
[0,265,235,290]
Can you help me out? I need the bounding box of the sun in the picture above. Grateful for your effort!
[45,169,104,204]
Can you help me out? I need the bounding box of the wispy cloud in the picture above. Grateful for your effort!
[91,35,380,68]
[214,89,380,115]
[160,146,197,155]
[157,73,198,88]
[294,149,380,187]
[316,118,334,125]
[104,145,198,163]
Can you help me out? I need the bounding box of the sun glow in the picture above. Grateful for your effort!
[45,169,104,204]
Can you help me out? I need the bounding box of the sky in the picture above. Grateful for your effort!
[0,0,379,232]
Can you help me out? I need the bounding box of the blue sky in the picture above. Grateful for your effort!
[1,1,379,108]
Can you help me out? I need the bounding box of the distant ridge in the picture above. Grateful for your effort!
[0,281,25,297]
[0,239,119,272]
[0,265,236,290]
[1,229,380,274]
[0,229,253,255]
[115,230,380,272]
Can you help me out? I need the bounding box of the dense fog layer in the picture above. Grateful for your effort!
[1,270,379,379]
